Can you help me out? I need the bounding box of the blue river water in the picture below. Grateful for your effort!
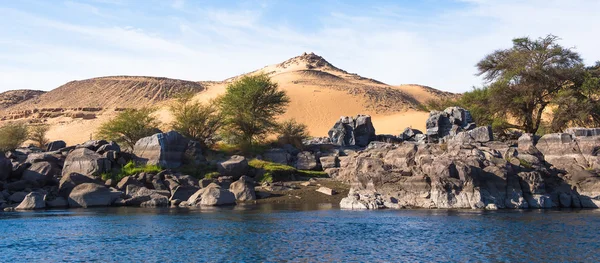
[1,204,599,262]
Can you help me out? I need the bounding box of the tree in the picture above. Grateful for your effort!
[476,35,584,134]
[170,93,223,149]
[29,124,50,148]
[276,119,309,148]
[550,62,600,131]
[219,74,290,147]
[97,108,160,150]
[0,122,28,152]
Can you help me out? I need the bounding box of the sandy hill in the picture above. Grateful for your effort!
[4,76,205,111]
[1,53,455,145]
[0,90,46,110]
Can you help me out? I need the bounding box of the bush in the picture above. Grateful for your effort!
[0,122,28,152]
[170,93,223,149]
[203,172,221,180]
[219,74,290,149]
[248,159,326,183]
[97,108,161,151]
[28,124,50,148]
[276,119,309,148]
[105,161,162,181]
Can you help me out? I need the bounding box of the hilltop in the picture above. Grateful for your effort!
[0,90,46,110]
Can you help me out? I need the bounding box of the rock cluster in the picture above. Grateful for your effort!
[426,107,476,141]
[338,129,600,209]
[328,115,376,147]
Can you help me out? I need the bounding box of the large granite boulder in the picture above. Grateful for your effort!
[58,173,102,197]
[133,131,205,169]
[535,133,587,171]
[295,151,318,170]
[448,126,493,144]
[217,155,248,178]
[15,192,46,210]
[61,148,111,177]
[68,183,112,208]
[124,185,169,207]
[187,183,236,206]
[22,161,60,186]
[46,140,66,151]
[426,107,476,140]
[262,148,291,165]
[328,115,376,147]
[229,175,256,201]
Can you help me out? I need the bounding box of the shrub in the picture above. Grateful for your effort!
[0,122,28,152]
[203,172,221,180]
[248,159,326,183]
[219,74,290,149]
[276,119,309,148]
[170,93,223,149]
[28,124,50,148]
[97,108,161,151]
[107,161,162,181]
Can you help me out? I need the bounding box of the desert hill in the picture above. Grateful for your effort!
[1,53,455,144]
[0,90,46,110]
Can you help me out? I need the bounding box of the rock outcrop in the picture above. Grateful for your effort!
[328,115,376,147]
[68,183,112,208]
[229,176,256,201]
[217,155,248,179]
[61,148,111,177]
[426,107,476,140]
[133,131,205,169]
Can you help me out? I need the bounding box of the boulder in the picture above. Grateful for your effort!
[46,140,67,151]
[399,127,423,141]
[116,176,143,191]
[187,183,236,206]
[328,115,376,147]
[170,185,200,201]
[319,156,339,169]
[133,130,204,169]
[46,196,68,208]
[426,107,476,140]
[15,192,45,210]
[229,176,256,201]
[61,148,111,177]
[316,186,336,195]
[448,126,493,144]
[262,148,291,165]
[68,183,112,208]
[217,155,248,178]
[77,140,109,151]
[96,141,121,154]
[536,133,587,170]
[9,191,28,203]
[124,185,169,207]
[22,161,59,186]
[295,151,318,170]
[58,173,101,197]
[0,154,13,181]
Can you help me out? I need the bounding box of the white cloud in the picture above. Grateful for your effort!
[1,0,599,93]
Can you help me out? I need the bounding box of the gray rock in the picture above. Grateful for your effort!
[170,185,199,201]
[319,156,339,169]
[22,161,59,186]
[46,140,67,151]
[316,186,335,195]
[62,148,111,177]
[9,191,28,203]
[399,127,423,141]
[58,173,101,197]
[68,183,112,208]
[0,154,13,181]
[116,176,143,191]
[229,176,256,201]
[96,141,121,154]
[217,155,248,178]
[187,183,235,206]
[133,130,205,169]
[426,107,476,140]
[263,148,291,165]
[295,151,318,170]
[46,196,68,208]
[328,115,376,147]
[15,192,45,210]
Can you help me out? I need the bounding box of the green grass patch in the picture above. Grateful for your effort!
[517,158,533,169]
[203,171,221,179]
[249,159,327,183]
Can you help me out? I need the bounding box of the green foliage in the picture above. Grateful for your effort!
[476,34,584,134]
[28,124,50,148]
[248,159,326,183]
[203,172,221,180]
[100,173,113,181]
[219,74,290,149]
[550,65,600,132]
[113,161,162,181]
[214,141,275,156]
[276,119,309,148]
[177,163,218,179]
[0,122,28,152]
[170,93,223,149]
[249,159,296,183]
[518,158,533,169]
[97,108,161,151]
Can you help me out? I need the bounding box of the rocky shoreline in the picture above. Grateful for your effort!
[1,107,599,211]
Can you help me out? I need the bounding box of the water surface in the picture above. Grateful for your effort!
[1,204,599,262]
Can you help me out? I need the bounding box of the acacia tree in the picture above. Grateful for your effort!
[29,124,50,148]
[170,93,223,149]
[477,35,584,134]
[219,74,290,147]
[0,122,28,152]
[97,108,160,150]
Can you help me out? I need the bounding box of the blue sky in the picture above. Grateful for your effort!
[1,0,599,93]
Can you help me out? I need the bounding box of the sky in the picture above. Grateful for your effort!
[1,0,599,93]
